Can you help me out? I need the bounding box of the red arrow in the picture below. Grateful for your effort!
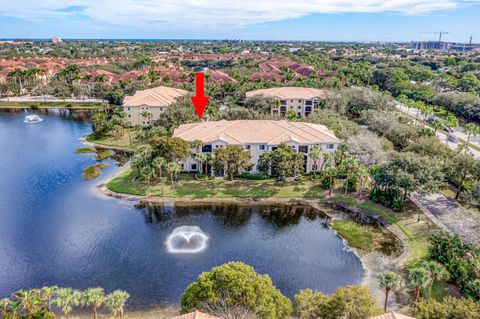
[191,72,209,120]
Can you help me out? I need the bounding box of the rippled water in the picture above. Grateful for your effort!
[0,110,364,309]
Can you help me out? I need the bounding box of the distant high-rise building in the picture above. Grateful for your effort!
[51,37,62,44]
[411,41,477,52]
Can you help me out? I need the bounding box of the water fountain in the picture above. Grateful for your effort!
[24,115,43,124]
[165,226,209,254]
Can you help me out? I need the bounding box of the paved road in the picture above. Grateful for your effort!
[395,103,480,159]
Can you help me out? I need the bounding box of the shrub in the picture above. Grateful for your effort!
[370,187,405,211]
[180,262,292,319]
[30,103,40,110]
[320,175,334,190]
[83,163,109,180]
[415,296,480,319]
[429,234,480,299]
[293,286,381,319]
[75,147,96,154]
[96,150,113,161]
[343,176,358,193]
[235,172,269,180]
[194,173,210,180]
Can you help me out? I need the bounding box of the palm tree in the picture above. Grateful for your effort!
[421,261,450,300]
[53,288,81,319]
[141,166,155,196]
[309,145,322,178]
[40,286,58,312]
[408,266,431,304]
[356,165,369,198]
[166,162,181,192]
[378,271,404,312]
[464,123,480,153]
[444,114,459,149]
[140,111,153,125]
[0,298,11,318]
[343,157,357,196]
[431,119,444,134]
[152,157,167,195]
[13,289,41,317]
[322,153,336,196]
[80,288,105,319]
[421,105,434,122]
[7,300,22,319]
[105,290,129,319]
[194,153,210,175]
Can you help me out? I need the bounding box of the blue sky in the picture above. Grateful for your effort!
[1,0,479,42]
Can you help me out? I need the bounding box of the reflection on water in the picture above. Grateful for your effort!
[0,111,364,310]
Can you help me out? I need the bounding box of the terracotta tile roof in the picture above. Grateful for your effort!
[123,86,189,107]
[368,312,416,319]
[246,87,327,100]
[173,120,339,144]
[207,70,236,82]
[171,311,220,319]
[251,71,283,82]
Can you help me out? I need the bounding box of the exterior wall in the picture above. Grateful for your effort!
[179,141,338,174]
[272,97,320,117]
[123,104,167,126]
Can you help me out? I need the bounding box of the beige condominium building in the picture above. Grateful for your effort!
[123,86,189,125]
[173,120,340,174]
[245,87,326,117]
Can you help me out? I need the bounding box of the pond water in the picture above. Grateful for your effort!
[0,110,364,309]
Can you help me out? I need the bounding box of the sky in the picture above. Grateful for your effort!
[1,0,480,42]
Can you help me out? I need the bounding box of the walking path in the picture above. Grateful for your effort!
[410,193,480,246]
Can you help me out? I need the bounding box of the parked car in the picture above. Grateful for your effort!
[444,126,455,133]
[448,135,459,143]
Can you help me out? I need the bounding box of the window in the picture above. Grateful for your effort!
[305,100,312,106]
[259,144,266,150]
[297,112,301,116]
[128,114,131,118]
[127,107,131,111]
[245,145,251,150]
[298,99,302,103]
[202,144,212,152]
[281,100,287,105]
[327,144,335,149]
[181,164,184,169]
[160,107,164,112]
[290,99,294,103]
[191,163,197,170]
[299,145,308,153]
[298,106,302,110]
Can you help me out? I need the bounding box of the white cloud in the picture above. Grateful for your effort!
[0,0,463,29]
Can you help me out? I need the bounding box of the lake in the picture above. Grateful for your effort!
[0,109,363,309]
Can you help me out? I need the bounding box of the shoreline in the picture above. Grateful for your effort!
[81,137,134,152]
[97,164,412,311]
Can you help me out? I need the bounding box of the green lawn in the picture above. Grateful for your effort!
[86,132,134,150]
[107,169,326,199]
[332,220,375,252]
